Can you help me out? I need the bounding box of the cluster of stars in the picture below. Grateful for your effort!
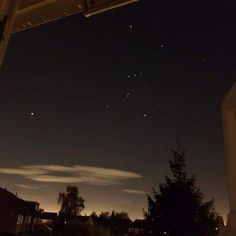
[103,70,161,119]
[28,111,58,132]
[142,104,160,119]
[127,71,143,79]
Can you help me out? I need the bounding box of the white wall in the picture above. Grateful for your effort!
[222,82,236,233]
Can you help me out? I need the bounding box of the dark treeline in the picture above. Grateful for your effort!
[55,144,222,236]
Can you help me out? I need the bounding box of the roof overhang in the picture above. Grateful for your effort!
[0,0,138,67]
[13,0,138,33]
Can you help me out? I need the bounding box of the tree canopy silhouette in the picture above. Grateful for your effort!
[145,144,219,236]
[58,185,85,220]
[90,211,131,236]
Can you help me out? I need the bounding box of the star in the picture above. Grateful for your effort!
[143,113,148,118]
[154,104,160,111]
[30,112,34,116]
[126,92,131,98]
[129,25,134,29]
[105,104,111,112]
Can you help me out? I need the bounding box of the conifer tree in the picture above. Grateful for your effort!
[145,144,219,236]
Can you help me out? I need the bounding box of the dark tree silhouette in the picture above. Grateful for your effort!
[90,211,130,236]
[145,144,219,236]
[58,185,85,220]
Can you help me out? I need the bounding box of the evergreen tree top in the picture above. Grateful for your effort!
[145,144,220,236]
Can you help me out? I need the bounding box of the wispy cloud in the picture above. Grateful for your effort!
[15,184,39,189]
[0,168,44,175]
[123,189,146,195]
[0,165,142,186]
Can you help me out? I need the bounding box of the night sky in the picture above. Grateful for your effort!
[0,0,235,220]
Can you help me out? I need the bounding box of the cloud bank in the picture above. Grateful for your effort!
[15,184,39,189]
[123,189,146,195]
[0,165,142,186]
